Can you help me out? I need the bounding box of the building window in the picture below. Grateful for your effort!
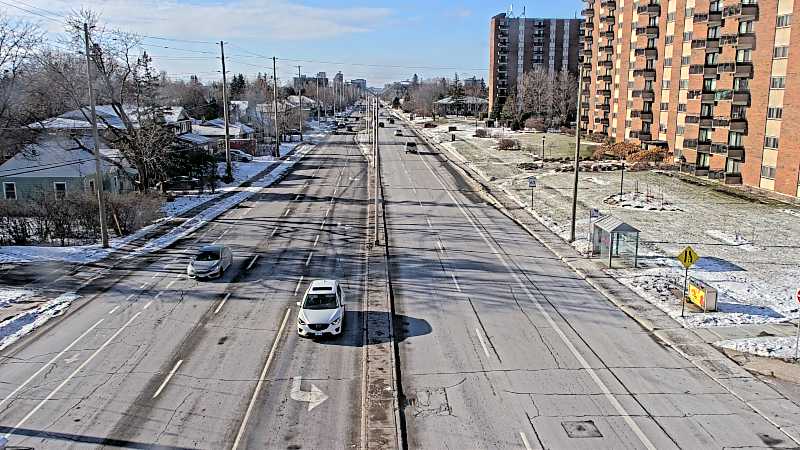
[54,182,67,199]
[707,26,720,39]
[765,136,780,149]
[761,165,777,179]
[627,100,634,108]
[625,120,632,127]
[736,49,752,63]
[679,79,689,89]
[767,107,783,119]
[685,7,694,17]
[3,182,16,200]
[698,152,710,167]
[734,77,750,91]
[662,79,671,89]
[705,52,719,65]
[771,76,786,89]
[729,131,743,146]
[681,56,691,65]
[678,103,687,112]
[739,21,754,34]
[659,123,668,132]
[683,31,693,41]
[699,128,712,141]
[777,14,792,28]
[660,102,669,111]
[677,126,685,135]
[665,35,674,44]
[774,46,790,59]
[665,57,672,67]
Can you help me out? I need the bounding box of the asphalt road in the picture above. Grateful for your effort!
[0,132,369,449]
[379,117,800,449]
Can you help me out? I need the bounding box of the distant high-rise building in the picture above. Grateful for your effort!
[334,71,344,86]
[350,79,368,90]
[488,13,583,115]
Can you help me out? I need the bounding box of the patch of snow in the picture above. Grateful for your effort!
[0,292,79,352]
[0,288,35,308]
[584,176,611,186]
[717,335,800,360]
[604,192,681,211]
[705,229,758,251]
[782,209,800,219]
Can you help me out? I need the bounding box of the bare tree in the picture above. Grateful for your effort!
[518,68,553,119]
[551,71,577,127]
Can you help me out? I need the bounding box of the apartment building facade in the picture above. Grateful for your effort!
[488,13,583,115]
[582,0,800,198]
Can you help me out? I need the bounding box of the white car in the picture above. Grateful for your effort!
[297,280,345,337]
[230,149,253,162]
[187,245,233,279]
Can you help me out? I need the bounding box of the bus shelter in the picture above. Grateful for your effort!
[591,216,640,268]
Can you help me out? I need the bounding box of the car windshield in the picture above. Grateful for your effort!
[303,293,338,310]
[195,249,220,261]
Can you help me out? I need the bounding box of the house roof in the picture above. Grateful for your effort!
[0,136,131,179]
[177,132,213,145]
[193,119,254,137]
[435,96,489,105]
[31,105,171,130]
[593,216,640,234]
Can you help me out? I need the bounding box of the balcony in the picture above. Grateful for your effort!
[641,90,655,101]
[717,63,736,73]
[711,143,728,154]
[701,92,716,103]
[600,59,614,68]
[732,91,751,105]
[721,34,738,46]
[582,75,592,83]
[727,146,744,159]
[691,40,707,49]
[741,3,758,19]
[581,102,590,110]
[595,117,610,125]
[597,89,612,97]
[704,66,718,77]
[737,34,756,50]
[598,103,611,111]
[697,141,712,152]
[700,117,714,127]
[602,30,615,38]
[601,0,616,9]
[707,11,723,23]
[583,48,594,57]
[684,139,698,148]
[631,110,654,121]
[582,62,593,69]
[724,172,742,185]
[705,38,720,50]
[600,45,614,53]
[685,115,700,124]
[583,8,595,16]
[689,65,705,75]
[633,68,657,79]
[635,132,653,141]
[735,63,753,77]
[644,3,661,15]
[598,74,613,82]
[730,118,747,133]
[585,21,595,29]
[635,26,659,37]
[713,118,730,127]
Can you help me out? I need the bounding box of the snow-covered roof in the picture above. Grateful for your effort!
[163,106,188,124]
[286,95,318,107]
[0,136,130,179]
[435,96,489,105]
[192,119,254,137]
[177,132,212,145]
[31,105,171,130]
[593,215,640,234]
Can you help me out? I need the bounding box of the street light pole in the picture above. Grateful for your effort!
[569,67,585,243]
[272,56,280,158]
[219,41,233,182]
[297,65,303,142]
[83,23,109,249]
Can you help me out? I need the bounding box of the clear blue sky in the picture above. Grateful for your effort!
[13,0,584,85]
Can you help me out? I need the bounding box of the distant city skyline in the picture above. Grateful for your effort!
[5,0,584,85]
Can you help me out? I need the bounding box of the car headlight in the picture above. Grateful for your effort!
[331,316,342,325]
[298,317,306,325]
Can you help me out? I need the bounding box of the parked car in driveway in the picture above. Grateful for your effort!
[296,280,346,337]
[187,245,233,279]
[230,149,253,162]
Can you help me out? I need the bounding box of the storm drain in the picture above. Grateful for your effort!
[562,420,603,438]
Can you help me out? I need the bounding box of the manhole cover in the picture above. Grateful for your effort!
[562,420,602,438]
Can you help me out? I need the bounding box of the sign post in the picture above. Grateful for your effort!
[527,176,537,207]
[795,289,800,361]
[676,246,700,317]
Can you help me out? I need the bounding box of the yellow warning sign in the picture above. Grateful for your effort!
[677,246,700,269]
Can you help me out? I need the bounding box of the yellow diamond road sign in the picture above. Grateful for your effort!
[677,246,700,269]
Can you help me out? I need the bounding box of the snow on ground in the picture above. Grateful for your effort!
[0,141,312,265]
[402,112,800,338]
[0,289,35,308]
[718,335,800,360]
[0,292,79,351]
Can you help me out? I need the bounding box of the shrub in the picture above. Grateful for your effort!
[524,117,547,132]
[474,128,488,138]
[106,193,164,236]
[0,200,33,245]
[497,138,520,151]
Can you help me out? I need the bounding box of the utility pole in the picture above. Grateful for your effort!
[272,57,280,158]
[297,66,303,141]
[83,23,109,249]
[333,81,337,118]
[316,74,321,125]
[219,41,233,181]
[569,68,584,243]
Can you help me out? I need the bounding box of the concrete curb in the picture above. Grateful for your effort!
[395,111,800,446]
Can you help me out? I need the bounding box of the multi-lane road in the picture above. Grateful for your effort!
[0,109,799,449]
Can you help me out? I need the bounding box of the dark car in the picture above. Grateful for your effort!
[379,122,385,128]
[404,142,418,154]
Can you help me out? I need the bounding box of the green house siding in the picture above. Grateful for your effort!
[0,173,132,201]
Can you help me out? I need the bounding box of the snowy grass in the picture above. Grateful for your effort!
[0,292,79,352]
[718,335,800,360]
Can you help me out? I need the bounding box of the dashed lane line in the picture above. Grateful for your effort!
[214,293,231,314]
[475,328,491,359]
[152,359,184,399]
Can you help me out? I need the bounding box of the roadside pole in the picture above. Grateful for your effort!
[374,95,380,246]
[681,267,689,318]
[272,57,280,158]
[316,75,320,125]
[219,41,233,181]
[795,289,800,361]
[82,23,109,249]
[297,65,303,142]
[569,67,585,243]
[677,246,700,318]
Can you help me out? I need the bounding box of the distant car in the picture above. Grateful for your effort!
[230,149,253,162]
[297,279,346,337]
[187,245,233,279]
[379,122,385,127]
[388,118,395,124]
[160,176,199,191]
[404,142,418,154]
[394,129,403,137]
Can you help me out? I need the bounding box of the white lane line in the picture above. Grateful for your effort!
[108,306,120,315]
[319,220,326,230]
[475,328,491,359]
[520,432,533,450]
[230,308,291,450]
[325,208,330,218]
[246,255,259,270]
[152,359,184,399]
[333,188,338,196]
[313,234,320,247]
[0,318,105,411]
[139,282,148,289]
[436,240,444,252]
[426,217,433,228]
[283,208,291,217]
[143,300,153,310]
[450,274,462,293]
[294,194,302,201]
[305,252,314,266]
[294,276,305,295]
[125,293,136,302]
[215,293,231,314]
[150,273,159,279]
[165,278,180,289]
[414,151,657,450]
[4,312,142,439]
[154,291,164,300]
[270,227,278,238]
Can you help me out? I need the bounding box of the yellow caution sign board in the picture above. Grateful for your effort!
[677,246,700,269]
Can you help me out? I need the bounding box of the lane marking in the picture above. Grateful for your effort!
[294,276,305,295]
[450,274,462,293]
[319,220,326,230]
[294,194,301,201]
[0,319,105,411]
[520,432,533,450]
[139,283,148,289]
[150,273,159,279]
[426,217,433,228]
[246,255,259,270]
[125,293,136,302]
[305,252,314,266]
[215,293,231,314]
[4,312,142,439]
[283,208,291,217]
[108,306,120,315]
[230,308,292,450]
[143,300,153,310]
[325,208,330,218]
[270,227,278,238]
[152,359,184,399]
[475,328,491,358]
[414,151,657,450]
[165,278,180,289]
[313,234,320,247]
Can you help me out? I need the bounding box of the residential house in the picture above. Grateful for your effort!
[434,96,489,116]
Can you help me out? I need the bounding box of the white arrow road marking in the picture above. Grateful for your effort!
[63,353,81,364]
[290,376,328,411]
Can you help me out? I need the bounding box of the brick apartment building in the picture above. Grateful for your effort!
[488,13,584,115]
[582,0,800,198]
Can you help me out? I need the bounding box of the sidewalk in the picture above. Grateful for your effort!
[397,111,800,444]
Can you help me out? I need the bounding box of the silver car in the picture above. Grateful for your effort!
[187,245,233,279]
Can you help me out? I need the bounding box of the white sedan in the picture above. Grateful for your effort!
[297,279,346,337]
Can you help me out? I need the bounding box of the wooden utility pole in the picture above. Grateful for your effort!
[219,41,232,181]
[83,23,109,248]
[569,67,584,243]
[272,57,280,157]
[297,65,303,141]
